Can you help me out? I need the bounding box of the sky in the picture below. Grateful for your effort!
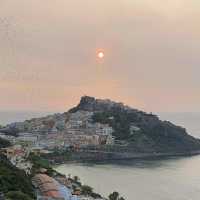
[0,0,200,113]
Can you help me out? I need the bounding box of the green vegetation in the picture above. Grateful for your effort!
[108,191,125,200]
[93,109,133,140]
[66,176,102,199]
[92,108,200,153]
[81,185,103,199]
[28,153,56,176]
[0,138,33,199]
[81,185,93,196]
[0,138,11,148]
[6,191,33,200]
[0,155,35,200]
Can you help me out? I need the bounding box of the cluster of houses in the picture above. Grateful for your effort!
[0,111,115,150]
[0,144,32,174]
[0,111,116,176]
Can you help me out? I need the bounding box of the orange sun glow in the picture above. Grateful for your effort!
[97,51,104,59]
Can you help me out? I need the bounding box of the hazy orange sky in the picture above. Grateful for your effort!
[0,0,200,112]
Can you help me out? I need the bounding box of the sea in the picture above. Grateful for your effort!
[1,111,200,200]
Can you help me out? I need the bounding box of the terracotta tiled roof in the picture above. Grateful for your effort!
[44,190,61,198]
[32,174,61,198]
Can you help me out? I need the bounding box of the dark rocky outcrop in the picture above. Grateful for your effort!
[69,96,129,113]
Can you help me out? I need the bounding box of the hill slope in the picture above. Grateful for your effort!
[0,139,34,200]
[69,96,200,153]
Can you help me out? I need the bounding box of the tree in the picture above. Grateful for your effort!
[73,175,80,182]
[81,185,93,196]
[108,191,119,200]
[108,192,126,200]
[0,138,11,148]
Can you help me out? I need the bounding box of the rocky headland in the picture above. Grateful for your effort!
[1,96,200,160]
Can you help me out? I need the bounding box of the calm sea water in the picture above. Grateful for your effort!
[56,156,200,200]
[1,111,200,200]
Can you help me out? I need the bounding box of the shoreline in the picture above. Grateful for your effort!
[51,150,200,165]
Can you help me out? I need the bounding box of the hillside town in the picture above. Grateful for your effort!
[0,110,115,151]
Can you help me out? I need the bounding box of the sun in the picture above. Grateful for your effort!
[97,51,104,59]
